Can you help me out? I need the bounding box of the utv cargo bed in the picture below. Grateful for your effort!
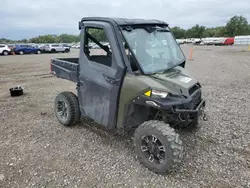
[50,58,79,83]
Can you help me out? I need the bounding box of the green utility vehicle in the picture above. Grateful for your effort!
[50,17,206,174]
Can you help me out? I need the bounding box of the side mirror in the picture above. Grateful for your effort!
[78,21,81,30]
[79,21,84,30]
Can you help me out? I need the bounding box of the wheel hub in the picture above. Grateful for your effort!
[148,142,158,154]
[141,135,166,164]
[57,100,68,119]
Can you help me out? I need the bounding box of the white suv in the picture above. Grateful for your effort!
[44,44,70,53]
[0,44,11,56]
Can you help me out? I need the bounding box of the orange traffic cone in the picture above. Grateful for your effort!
[188,48,194,61]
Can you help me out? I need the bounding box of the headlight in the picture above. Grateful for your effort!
[144,89,169,98]
[151,90,169,98]
[144,90,169,98]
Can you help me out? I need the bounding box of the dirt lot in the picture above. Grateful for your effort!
[0,46,250,188]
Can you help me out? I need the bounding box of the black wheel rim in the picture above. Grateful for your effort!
[57,100,68,120]
[140,135,166,164]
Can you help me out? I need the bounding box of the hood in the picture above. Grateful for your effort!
[137,66,198,96]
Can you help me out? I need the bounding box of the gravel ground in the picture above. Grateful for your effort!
[0,46,250,188]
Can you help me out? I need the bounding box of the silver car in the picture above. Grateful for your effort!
[44,44,70,53]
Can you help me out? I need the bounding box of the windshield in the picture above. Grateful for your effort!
[121,26,185,74]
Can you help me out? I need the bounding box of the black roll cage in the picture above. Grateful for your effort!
[79,17,185,74]
[85,30,110,54]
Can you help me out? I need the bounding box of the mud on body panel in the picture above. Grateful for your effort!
[78,79,110,127]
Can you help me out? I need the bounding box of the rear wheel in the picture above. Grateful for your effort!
[36,50,41,54]
[54,91,80,126]
[133,120,183,174]
[51,49,56,53]
[65,48,70,53]
[19,51,24,55]
[2,50,9,56]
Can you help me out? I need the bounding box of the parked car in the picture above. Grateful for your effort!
[44,44,70,53]
[0,44,11,56]
[71,43,80,49]
[39,45,47,52]
[223,37,234,45]
[13,44,42,55]
[62,44,71,48]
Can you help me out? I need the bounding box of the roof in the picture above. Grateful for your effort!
[80,17,168,26]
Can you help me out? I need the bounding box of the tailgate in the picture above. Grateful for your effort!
[50,58,78,83]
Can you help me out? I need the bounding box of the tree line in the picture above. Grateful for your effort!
[171,15,250,39]
[1,15,250,44]
[0,28,106,44]
[0,34,80,44]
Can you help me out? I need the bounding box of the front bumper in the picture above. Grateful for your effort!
[134,92,207,126]
[168,99,206,126]
[174,99,206,117]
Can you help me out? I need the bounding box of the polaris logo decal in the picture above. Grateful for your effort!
[180,76,192,83]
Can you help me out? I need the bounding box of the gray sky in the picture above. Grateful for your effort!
[1,0,250,39]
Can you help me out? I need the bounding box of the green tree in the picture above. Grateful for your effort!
[214,27,227,37]
[0,38,12,43]
[30,35,62,43]
[225,15,250,36]
[171,27,186,39]
[59,34,80,43]
[203,28,217,37]
[87,28,107,42]
[185,24,206,38]
[19,39,28,43]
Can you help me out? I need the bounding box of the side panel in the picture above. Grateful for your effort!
[51,59,78,83]
[23,47,27,53]
[25,46,32,53]
[59,45,65,52]
[117,74,151,130]
[31,48,37,53]
[77,21,125,129]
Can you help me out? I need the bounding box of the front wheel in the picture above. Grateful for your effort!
[54,91,80,126]
[36,50,41,54]
[133,120,184,174]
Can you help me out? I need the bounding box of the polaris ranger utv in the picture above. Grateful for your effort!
[50,17,206,174]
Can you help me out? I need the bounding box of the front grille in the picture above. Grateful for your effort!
[189,83,201,95]
[191,89,201,109]
[174,87,202,110]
